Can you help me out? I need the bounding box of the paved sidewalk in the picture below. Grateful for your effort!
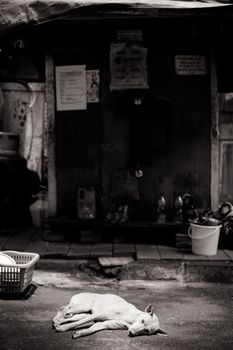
[0,225,233,260]
[1,280,233,350]
[0,225,233,282]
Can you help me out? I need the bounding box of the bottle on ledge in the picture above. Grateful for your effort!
[156,195,166,223]
[173,195,183,223]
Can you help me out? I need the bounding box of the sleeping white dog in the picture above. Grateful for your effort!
[53,292,167,339]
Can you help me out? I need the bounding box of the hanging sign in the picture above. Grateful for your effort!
[86,70,100,103]
[175,55,207,75]
[110,43,148,90]
[55,65,87,111]
[116,30,143,43]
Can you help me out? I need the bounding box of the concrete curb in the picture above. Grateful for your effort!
[118,259,233,283]
[36,258,233,283]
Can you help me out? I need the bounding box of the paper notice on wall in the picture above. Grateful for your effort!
[110,43,148,90]
[55,65,87,111]
[175,55,207,75]
[86,70,100,103]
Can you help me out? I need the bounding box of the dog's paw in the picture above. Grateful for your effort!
[52,319,61,328]
[55,325,67,332]
[53,322,62,330]
[52,317,58,324]
[72,331,82,339]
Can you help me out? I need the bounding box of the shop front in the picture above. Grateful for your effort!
[45,10,214,225]
[1,1,233,244]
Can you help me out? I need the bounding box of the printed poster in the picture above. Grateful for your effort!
[110,43,148,90]
[86,70,100,103]
[55,65,87,111]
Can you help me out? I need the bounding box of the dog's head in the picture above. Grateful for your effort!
[128,304,167,337]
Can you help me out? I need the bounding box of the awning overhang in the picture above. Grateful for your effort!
[0,1,233,35]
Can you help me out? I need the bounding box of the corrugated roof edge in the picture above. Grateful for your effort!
[0,0,233,35]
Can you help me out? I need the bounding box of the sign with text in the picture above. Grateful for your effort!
[175,55,207,75]
[55,65,87,111]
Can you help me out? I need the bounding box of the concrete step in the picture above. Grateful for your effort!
[1,227,233,283]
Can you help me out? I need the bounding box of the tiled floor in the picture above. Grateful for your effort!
[0,224,233,262]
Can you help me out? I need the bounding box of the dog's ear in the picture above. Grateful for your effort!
[144,304,155,315]
[156,328,168,336]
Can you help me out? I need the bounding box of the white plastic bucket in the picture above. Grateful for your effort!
[188,223,222,256]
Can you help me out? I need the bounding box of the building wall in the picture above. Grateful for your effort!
[219,93,233,203]
[101,48,210,218]
[0,17,216,219]
[49,35,211,218]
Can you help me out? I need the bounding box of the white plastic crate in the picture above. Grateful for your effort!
[0,251,40,294]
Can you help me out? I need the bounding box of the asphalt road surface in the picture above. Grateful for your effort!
[0,275,233,350]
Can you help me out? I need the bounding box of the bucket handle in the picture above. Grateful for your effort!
[188,225,221,240]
